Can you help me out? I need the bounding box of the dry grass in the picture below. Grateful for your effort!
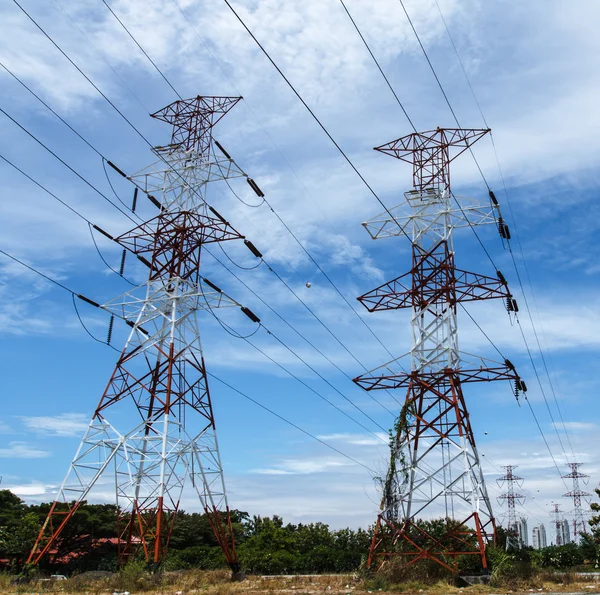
[2,571,600,595]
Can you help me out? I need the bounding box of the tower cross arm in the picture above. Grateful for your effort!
[357,268,511,312]
[374,128,490,164]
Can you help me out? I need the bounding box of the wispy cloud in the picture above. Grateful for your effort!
[0,442,50,458]
[19,413,88,437]
[251,456,355,475]
[317,432,388,446]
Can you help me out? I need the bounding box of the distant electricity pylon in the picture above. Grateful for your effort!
[497,465,526,549]
[354,128,524,573]
[551,503,567,545]
[28,96,255,576]
[563,462,591,541]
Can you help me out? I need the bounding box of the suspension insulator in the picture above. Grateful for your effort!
[107,160,127,178]
[497,216,505,237]
[489,190,499,206]
[241,306,260,324]
[119,249,127,276]
[496,270,507,285]
[215,140,232,160]
[203,277,222,293]
[132,188,138,213]
[520,380,528,393]
[107,315,115,345]
[247,178,265,197]
[503,224,512,240]
[514,378,520,397]
[148,195,161,210]
[511,298,519,313]
[209,206,228,224]
[92,224,114,241]
[506,297,513,312]
[505,358,515,371]
[244,239,263,258]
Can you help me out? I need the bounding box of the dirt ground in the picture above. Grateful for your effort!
[5,574,600,595]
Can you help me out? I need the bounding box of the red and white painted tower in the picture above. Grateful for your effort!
[497,465,526,549]
[563,462,591,541]
[29,96,250,575]
[354,128,524,572]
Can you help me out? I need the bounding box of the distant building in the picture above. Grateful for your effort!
[532,524,548,549]
[562,519,571,544]
[517,517,528,547]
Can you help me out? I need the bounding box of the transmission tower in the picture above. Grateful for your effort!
[496,465,526,549]
[562,462,591,541]
[354,128,524,573]
[28,96,251,576]
[551,503,567,545]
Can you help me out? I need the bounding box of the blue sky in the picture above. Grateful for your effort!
[1,0,599,543]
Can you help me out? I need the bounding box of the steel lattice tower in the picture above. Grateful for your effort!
[354,128,523,573]
[29,96,249,574]
[551,503,566,545]
[496,465,526,549]
[562,463,591,541]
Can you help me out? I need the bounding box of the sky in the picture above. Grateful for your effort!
[1,0,599,546]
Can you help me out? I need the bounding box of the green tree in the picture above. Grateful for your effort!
[0,512,41,570]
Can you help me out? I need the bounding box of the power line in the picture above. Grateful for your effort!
[13,0,402,382]
[0,245,376,475]
[208,371,376,473]
[1,143,393,441]
[221,0,411,245]
[52,0,151,114]
[391,0,575,469]
[430,0,576,462]
[11,0,152,150]
[336,0,416,131]
[100,0,182,100]
[206,246,401,408]
[0,106,137,224]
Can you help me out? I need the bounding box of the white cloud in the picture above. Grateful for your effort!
[0,420,13,434]
[251,456,355,476]
[317,432,388,447]
[19,413,89,437]
[553,421,597,432]
[8,483,54,497]
[0,442,50,458]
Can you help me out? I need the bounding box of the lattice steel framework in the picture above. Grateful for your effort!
[29,96,247,574]
[562,462,591,541]
[496,465,526,550]
[551,503,566,545]
[355,128,522,573]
